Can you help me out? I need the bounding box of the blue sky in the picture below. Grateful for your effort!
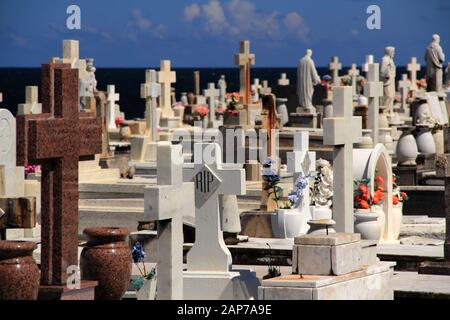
[0,0,448,67]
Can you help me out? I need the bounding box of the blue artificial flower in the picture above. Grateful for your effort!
[262,157,274,168]
[288,193,299,204]
[132,242,146,264]
[295,176,309,190]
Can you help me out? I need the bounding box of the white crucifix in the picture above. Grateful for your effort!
[362,55,374,73]
[278,73,290,86]
[203,83,220,126]
[234,40,255,105]
[407,57,421,91]
[187,143,246,272]
[364,63,383,145]
[260,80,272,95]
[324,86,362,232]
[106,85,120,129]
[141,69,161,141]
[251,78,262,103]
[144,142,194,300]
[348,64,360,96]
[157,60,176,119]
[18,86,42,115]
[287,131,316,210]
[329,56,342,86]
[398,74,412,114]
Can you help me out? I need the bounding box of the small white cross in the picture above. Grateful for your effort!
[278,73,290,86]
[141,69,161,140]
[157,60,176,118]
[364,63,383,145]
[398,74,411,114]
[329,56,342,86]
[260,80,272,95]
[107,85,120,129]
[362,55,374,73]
[203,82,220,124]
[407,57,420,91]
[348,64,360,96]
[18,86,42,115]
[234,40,255,104]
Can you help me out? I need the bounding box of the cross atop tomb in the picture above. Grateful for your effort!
[364,63,383,145]
[187,143,246,272]
[203,82,220,125]
[278,73,290,86]
[18,86,42,115]
[260,80,272,95]
[106,85,120,129]
[141,69,161,141]
[348,64,360,96]
[323,86,362,232]
[158,60,176,118]
[144,142,193,299]
[362,55,374,73]
[234,40,255,105]
[329,56,342,86]
[407,57,421,91]
[398,74,411,114]
[16,63,102,287]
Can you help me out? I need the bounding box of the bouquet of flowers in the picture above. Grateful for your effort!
[282,174,310,209]
[193,105,209,120]
[225,92,241,116]
[262,157,283,209]
[392,174,408,206]
[353,176,385,209]
[131,242,156,291]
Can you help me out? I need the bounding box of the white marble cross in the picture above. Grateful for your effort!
[157,60,176,118]
[141,69,161,141]
[329,56,342,86]
[106,85,120,129]
[323,86,362,232]
[407,57,421,91]
[398,74,412,114]
[0,109,24,197]
[234,40,255,104]
[278,73,290,86]
[364,63,383,145]
[251,78,262,103]
[260,80,272,95]
[51,40,87,79]
[362,55,374,73]
[203,83,220,125]
[348,64,360,96]
[18,86,42,115]
[187,143,246,272]
[287,131,316,209]
[144,142,194,300]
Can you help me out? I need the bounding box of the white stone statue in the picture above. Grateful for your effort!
[79,58,97,110]
[297,49,321,113]
[424,34,446,92]
[380,46,396,111]
[218,75,227,108]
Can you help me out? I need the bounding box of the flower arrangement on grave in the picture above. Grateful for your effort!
[262,157,283,209]
[281,174,310,209]
[310,159,333,208]
[392,174,408,206]
[353,176,385,210]
[24,165,40,177]
[193,105,209,120]
[115,116,124,128]
[225,92,241,116]
[131,242,156,291]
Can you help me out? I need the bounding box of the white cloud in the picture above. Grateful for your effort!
[131,8,151,30]
[184,3,201,22]
[283,11,310,41]
[126,8,166,41]
[202,0,228,34]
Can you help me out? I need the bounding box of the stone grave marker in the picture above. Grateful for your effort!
[106,85,119,130]
[329,56,342,86]
[141,69,161,141]
[398,74,411,114]
[362,55,374,73]
[203,82,220,128]
[348,64,360,96]
[18,86,42,115]
[158,60,176,119]
[278,73,290,86]
[234,40,255,105]
[364,63,383,145]
[407,57,421,91]
[323,86,362,232]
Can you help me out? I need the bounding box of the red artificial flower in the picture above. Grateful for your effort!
[361,192,370,201]
[359,200,370,209]
[375,176,384,185]
[372,195,379,205]
[401,192,408,201]
[115,116,124,127]
[375,190,385,200]
[393,195,399,205]
[359,184,368,193]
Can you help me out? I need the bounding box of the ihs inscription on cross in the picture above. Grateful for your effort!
[16,63,102,291]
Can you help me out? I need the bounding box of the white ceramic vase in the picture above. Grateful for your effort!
[416,128,436,155]
[396,130,418,165]
[271,208,310,239]
[354,210,381,241]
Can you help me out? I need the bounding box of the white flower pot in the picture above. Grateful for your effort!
[354,210,381,241]
[136,277,157,300]
[271,208,310,239]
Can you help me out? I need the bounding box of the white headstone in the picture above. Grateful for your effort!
[329,56,342,86]
[407,57,421,91]
[0,109,24,197]
[144,142,194,299]
[187,143,246,272]
[157,60,176,118]
[398,74,411,114]
[203,83,220,126]
[348,64,360,96]
[106,85,119,129]
[278,73,290,86]
[18,86,42,115]
[364,63,383,145]
[323,87,362,232]
[141,69,161,141]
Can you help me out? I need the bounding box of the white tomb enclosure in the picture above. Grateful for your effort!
[183,143,260,300]
[353,144,397,243]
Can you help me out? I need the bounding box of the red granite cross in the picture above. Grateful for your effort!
[17,63,101,286]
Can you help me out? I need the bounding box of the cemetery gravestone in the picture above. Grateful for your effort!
[234,40,255,105]
[18,86,42,115]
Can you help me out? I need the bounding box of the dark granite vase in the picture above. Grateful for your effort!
[80,227,132,300]
[0,241,40,300]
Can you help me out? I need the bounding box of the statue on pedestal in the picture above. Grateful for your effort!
[297,49,321,113]
[79,58,98,111]
[380,46,396,111]
[425,34,446,92]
